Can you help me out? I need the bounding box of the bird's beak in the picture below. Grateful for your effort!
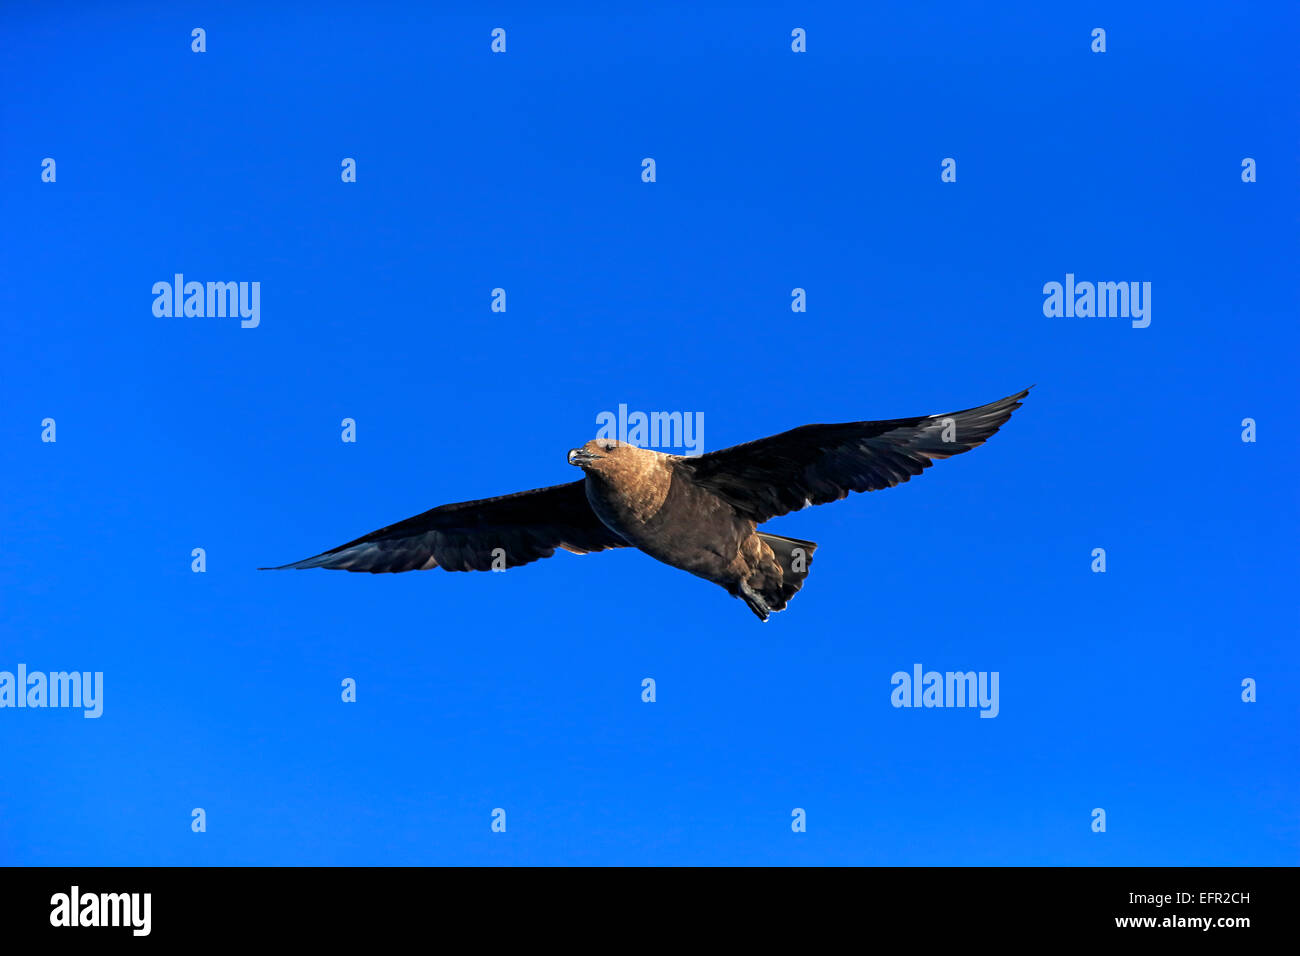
[568,448,603,467]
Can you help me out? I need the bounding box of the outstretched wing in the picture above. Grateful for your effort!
[675,388,1031,523]
[262,479,627,573]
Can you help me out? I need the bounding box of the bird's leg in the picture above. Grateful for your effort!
[737,581,771,622]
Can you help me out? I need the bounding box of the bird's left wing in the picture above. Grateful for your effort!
[675,388,1031,523]
[262,479,627,573]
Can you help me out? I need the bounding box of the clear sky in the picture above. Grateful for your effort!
[1,1,1296,866]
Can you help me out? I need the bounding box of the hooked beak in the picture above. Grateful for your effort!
[567,448,604,467]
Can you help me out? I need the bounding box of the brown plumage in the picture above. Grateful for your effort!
[264,387,1031,620]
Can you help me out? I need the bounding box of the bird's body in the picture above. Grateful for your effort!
[580,449,811,619]
[264,388,1031,620]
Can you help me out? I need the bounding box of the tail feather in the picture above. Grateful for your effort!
[754,533,817,615]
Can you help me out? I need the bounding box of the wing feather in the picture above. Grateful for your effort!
[262,479,626,573]
[675,388,1031,522]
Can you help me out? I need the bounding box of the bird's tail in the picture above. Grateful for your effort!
[753,533,818,616]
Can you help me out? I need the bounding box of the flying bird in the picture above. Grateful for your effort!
[264,388,1031,620]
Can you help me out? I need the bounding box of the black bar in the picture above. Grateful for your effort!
[0,866,1281,941]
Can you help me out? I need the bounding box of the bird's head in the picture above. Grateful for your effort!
[567,438,653,473]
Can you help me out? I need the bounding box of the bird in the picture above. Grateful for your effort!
[263,387,1031,621]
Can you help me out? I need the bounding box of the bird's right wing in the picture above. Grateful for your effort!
[262,479,628,573]
[675,388,1031,523]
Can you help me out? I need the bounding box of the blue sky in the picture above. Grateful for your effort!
[1,1,1296,865]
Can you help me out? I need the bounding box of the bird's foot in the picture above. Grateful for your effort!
[738,582,771,622]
